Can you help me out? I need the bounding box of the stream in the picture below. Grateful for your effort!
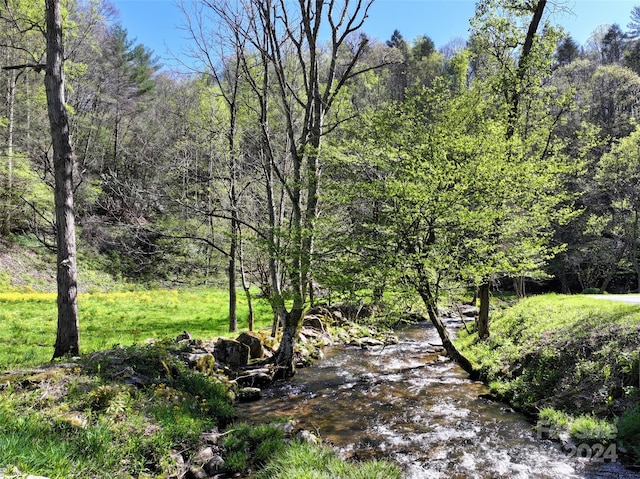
[237,319,640,478]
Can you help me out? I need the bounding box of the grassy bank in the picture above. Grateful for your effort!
[456,294,640,459]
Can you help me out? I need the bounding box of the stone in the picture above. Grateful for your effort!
[358,337,384,347]
[201,427,221,445]
[176,330,192,341]
[458,305,478,317]
[196,446,215,463]
[185,465,208,479]
[303,315,324,331]
[203,455,226,475]
[235,371,273,388]
[213,339,250,368]
[188,353,216,373]
[236,331,264,359]
[237,387,262,402]
[296,429,319,444]
[271,420,296,435]
[168,449,187,478]
[0,467,50,479]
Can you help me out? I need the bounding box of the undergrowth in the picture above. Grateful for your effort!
[257,441,402,479]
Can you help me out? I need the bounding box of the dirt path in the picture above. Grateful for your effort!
[587,294,640,305]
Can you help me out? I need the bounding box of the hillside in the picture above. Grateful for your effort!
[0,237,120,293]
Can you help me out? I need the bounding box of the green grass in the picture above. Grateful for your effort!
[0,288,273,371]
[0,337,402,479]
[0,341,236,478]
[257,441,402,479]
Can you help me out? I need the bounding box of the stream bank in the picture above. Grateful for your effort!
[456,294,640,467]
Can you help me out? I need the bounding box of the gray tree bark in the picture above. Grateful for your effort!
[45,0,80,359]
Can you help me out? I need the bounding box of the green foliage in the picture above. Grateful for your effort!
[83,342,236,427]
[257,442,401,479]
[0,340,239,478]
[538,408,618,445]
[619,409,640,456]
[0,153,54,236]
[327,76,571,312]
[570,415,618,445]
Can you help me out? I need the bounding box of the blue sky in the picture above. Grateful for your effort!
[111,0,640,72]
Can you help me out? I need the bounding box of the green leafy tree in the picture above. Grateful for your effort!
[469,0,564,334]
[385,29,409,100]
[602,24,625,65]
[596,125,640,291]
[590,64,640,140]
[332,72,570,369]
[1,0,47,235]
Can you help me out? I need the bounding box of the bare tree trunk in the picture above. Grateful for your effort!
[599,242,626,294]
[477,282,490,340]
[416,281,476,378]
[275,308,303,378]
[45,0,80,359]
[507,0,547,138]
[238,228,254,331]
[513,276,526,298]
[228,231,238,332]
[632,210,640,293]
[2,69,16,236]
[200,0,374,374]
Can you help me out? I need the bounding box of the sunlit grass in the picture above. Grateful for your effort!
[0,288,273,371]
[257,441,402,479]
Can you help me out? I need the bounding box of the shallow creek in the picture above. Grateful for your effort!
[237,320,640,478]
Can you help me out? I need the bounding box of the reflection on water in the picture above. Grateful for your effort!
[237,321,640,478]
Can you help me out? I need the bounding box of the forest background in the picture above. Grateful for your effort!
[4,0,640,356]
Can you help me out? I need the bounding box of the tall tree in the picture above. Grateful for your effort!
[596,125,640,292]
[555,36,580,66]
[182,0,252,333]
[629,5,640,40]
[385,29,408,99]
[470,0,565,337]
[45,0,79,358]
[602,24,625,65]
[198,0,376,375]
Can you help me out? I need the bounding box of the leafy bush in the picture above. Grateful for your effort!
[457,294,640,461]
[619,408,640,456]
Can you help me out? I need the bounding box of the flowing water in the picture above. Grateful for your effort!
[237,319,640,478]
